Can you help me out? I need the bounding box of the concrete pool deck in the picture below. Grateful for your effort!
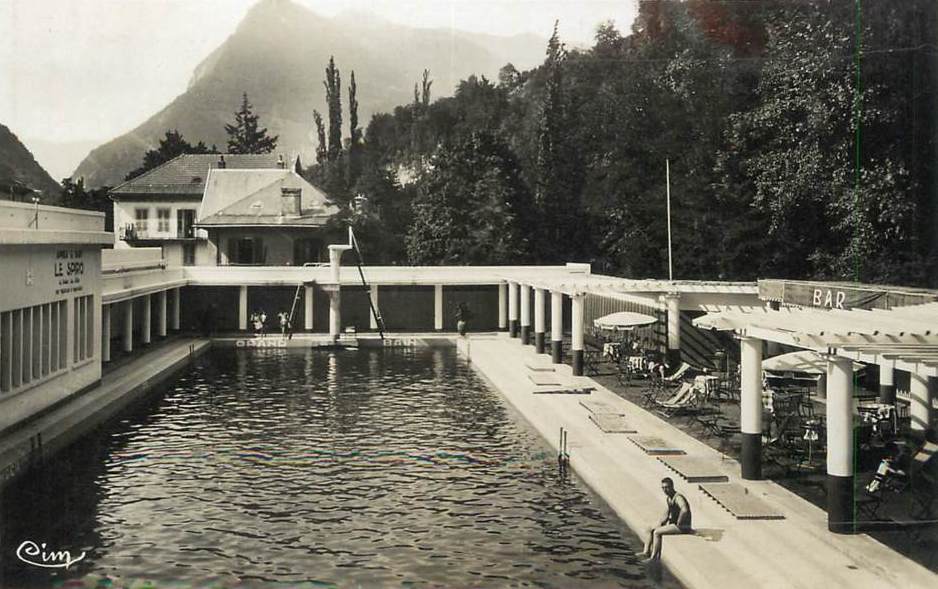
[458,333,937,589]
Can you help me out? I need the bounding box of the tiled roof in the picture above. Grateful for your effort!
[110,153,298,197]
[196,169,339,228]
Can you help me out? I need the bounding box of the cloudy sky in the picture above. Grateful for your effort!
[0,0,637,148]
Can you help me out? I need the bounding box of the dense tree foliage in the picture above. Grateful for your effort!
[124,130,215,181]
[303,0,938,284]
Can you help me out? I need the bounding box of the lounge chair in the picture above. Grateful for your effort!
[663,362,693,382]
[654,383,704,417]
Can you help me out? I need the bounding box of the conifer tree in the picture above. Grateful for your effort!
[224,93,278,154]
[348,71,363,185]
[323,57,343,162]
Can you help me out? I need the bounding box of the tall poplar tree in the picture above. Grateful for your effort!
[313,110,327,164]
[224,93,278,154]
[323,57,343,162]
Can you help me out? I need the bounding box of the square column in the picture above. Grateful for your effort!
[739,336,763,480]
[534,288,546,354]
[434,284,444,331]
[141,294,152,345]
[520,284,531,345]
[551,291,563,363]
[498,283,507,331]
[910,372,933,440]
[878,361,896,405]
[238,285,248,331]
[571,294,584,376]
[172,288,181,330]
[827,356,856,534]
[101,304,111,363]
[304,285,315,331]
[122,299,133,353]
[508,282,519,338]
[369,285,380,330]
[158,290,167,337]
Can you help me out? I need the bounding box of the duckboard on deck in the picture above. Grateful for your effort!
[629,435,686,455]
[589,413,637,433]
[579,399,626,416]
[699,483,786,520]
[657,455,729,483]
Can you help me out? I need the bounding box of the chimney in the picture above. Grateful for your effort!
[277,154,285,169]
[218,155,227,169]
[281,187,301,216]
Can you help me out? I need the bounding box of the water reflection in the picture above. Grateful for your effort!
[0,348,678,589]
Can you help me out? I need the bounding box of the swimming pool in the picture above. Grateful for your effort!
[1,347,678,588]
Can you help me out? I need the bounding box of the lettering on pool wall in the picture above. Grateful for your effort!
[812,288,847,309]
[54,249,84,295]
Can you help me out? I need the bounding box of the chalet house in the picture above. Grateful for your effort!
[110,153,338,266]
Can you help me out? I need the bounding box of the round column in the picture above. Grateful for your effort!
[534,288,546,354]
[122,299,133,353]
[101,304,111,363]
[827,356,856,534]
[520,284,531,345]
[238,285,248,331]
[508,282,519,338]
[551,291,563,364]
[740,336,763,480]
[498,283,507,331]
[158,290,167,338]
[571,294,584,376]
[328,288,341,342]
[171,288,181,330]
[141,294,151,345]
[878,361,896,405]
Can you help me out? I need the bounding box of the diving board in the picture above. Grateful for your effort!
[699,483,785,520]
[657,455,729,483]
[628,435,685,455]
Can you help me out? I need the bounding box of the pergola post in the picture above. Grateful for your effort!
[534,288,546,354]
[878,361,896,405]
[740,336,763,480]
[498,283,507,331]
[551,291,563,364]
[665,293,681,366]
[508,282,519,338]
[571,293,584,376]
[827,356,856,534]
[910,372,933,440]
[520,284,531,345]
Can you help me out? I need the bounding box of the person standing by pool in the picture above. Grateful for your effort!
[640,477,692,562]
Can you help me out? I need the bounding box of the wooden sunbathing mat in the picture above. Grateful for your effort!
[525,361,556,372]
[589,413,637,434]
[657,456,729,483]
[528,372,562,386]
[699,483,785,520]
[579,399,625,416]
[628,435,685,455]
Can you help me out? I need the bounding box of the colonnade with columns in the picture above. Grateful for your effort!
[101,287,182,362]
[737,334,935,534]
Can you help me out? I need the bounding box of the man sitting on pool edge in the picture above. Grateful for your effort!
[640,477,693,563]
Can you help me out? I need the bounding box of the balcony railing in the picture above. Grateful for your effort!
[121,223,199,241]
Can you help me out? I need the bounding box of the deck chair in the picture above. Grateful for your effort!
[654,383,703,417]
[663,362,693,382]
[909,441,938,519]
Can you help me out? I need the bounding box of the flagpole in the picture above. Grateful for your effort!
[666,159,673,282]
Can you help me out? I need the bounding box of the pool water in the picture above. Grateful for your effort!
[1,348,678,588]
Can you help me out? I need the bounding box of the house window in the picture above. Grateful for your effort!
[177,209,196,238]
[294,238,323,265]
[157,208,171,233]
[134,208,149,234]
[228,237,265,265]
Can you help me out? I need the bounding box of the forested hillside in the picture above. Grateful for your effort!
[314,0,937,287]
